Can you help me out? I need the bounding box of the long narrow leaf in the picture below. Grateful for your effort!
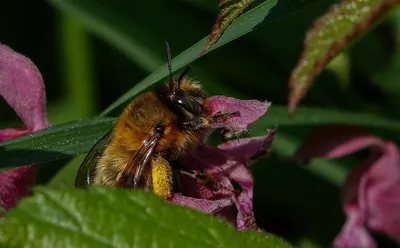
[0,118,114,169]
[2,107,400,169]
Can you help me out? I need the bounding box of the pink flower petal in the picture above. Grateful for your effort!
[0,44,49,211]
[334,153,377,248]
[0,45,49,132]
[339,142,400,244]
[178,131,276,230]
[0,128,30,142]
[169,193,233,215]
[334,209,376,248]
[0,165,39,212]
[340,147,382,210]
[360,142,400,240]
[207,96,270,131]
[368,186,400,238]
[218,129,276,166]
[171,183,237,227]
[295,126,382,159]
[218,130,276,230]
[180,145,236,199]
[179,145,247,227]
[229,165,256,230]
[297,126,400,246]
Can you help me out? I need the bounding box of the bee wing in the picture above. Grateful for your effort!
[75,130,113,188]
[116,133,160,188]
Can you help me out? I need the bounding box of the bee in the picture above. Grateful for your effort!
[75,42,235,198]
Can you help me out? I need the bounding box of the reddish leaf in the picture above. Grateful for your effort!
[201,0,254,55]
[288,0,400,116]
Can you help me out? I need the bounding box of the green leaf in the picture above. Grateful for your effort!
[2,106,400,170]
[262,106,400,129]
[0,187,292,248]
[288,0,400,116]
[0,118,114,169]
[202,0,255,54]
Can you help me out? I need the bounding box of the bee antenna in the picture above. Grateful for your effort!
[165,41,173,83]
[178,65,191,88]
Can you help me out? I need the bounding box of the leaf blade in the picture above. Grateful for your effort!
[2,106,400,169]
[0,118,114,169]
[0,187,293,248]
[263,106,400,129]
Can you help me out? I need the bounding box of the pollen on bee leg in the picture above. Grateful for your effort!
[151,156,173,198]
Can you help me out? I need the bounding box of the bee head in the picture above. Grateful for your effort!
[161,41,208,120]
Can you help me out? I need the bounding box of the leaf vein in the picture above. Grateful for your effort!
[18,207,115,248]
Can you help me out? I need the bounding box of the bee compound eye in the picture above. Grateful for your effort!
[174,95,203,116]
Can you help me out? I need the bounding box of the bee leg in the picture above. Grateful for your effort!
[175,165,241,196]
[151,156,173,198]
[203,111,240,129]
[177,167,219,191]
[181,118,204,131]
[220,128,248,142]
[182,111,240,130]
[210,111,240,123]
[220,129,231,142]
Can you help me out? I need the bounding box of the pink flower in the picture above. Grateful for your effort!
[171,96,274,230]
[0,44,49,212]
[295,126,400,248]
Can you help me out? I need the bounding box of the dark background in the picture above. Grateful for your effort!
[1,0,400,247]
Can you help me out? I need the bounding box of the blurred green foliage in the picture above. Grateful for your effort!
[1,0,400,247]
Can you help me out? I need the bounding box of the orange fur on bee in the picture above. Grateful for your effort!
[93,77,207,198]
